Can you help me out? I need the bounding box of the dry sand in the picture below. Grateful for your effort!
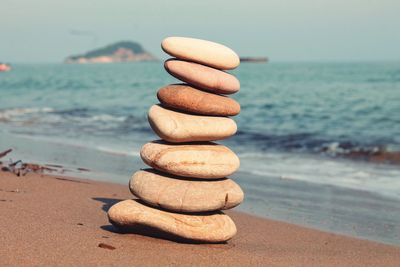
[0,170,399,266]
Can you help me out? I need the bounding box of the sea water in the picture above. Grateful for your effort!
[1,62,400,244]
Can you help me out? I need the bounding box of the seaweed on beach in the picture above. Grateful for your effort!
[0,148,59,176]
[0,149,12,159]
[0,149,92,177]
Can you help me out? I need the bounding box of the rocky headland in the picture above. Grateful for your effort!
[64,41,157,64]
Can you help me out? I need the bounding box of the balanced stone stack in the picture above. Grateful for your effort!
[108,37,243,243]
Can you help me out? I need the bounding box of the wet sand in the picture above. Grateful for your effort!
[0,170,399,266]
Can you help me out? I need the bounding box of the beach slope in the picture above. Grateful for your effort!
[0,171,398,266]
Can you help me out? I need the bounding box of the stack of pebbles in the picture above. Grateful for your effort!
[108,37,243,243]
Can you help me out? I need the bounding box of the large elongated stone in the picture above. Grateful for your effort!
[108,199,237,243]
[161,37,240,70]
[130,169,244,212]
[148,105,237,143]
[164,59,240,94]
[140,141,240,179]
[157,84,240,116]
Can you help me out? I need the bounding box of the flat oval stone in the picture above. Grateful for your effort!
[148,105,237,143]
[164,59,240,94]
[129,169,244,212]
[157,84,240,116]
[140,141,240,179]
[108,199,237,242]
[161,37,240,70]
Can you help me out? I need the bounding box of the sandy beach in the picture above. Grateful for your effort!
[2,0,400,265]
[1,170,399,266]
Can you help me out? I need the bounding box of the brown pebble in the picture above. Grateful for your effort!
[140,141,240,179]
[164,59,240,94]
[148,105,237,143]
[98,243,116,250]
[108,199,237,242]
[129,169,244,212]
[157,84,240,116]
[161,37,240,70]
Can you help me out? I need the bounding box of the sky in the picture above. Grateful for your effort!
[1,0,400,63]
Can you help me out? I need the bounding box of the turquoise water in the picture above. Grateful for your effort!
[1,62,400,245]
[1,62,400,199]
[1,62,400,149]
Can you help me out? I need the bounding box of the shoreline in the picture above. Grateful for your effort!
[1,132,400,245]
[0,170,399,266]
[1,131,399,197]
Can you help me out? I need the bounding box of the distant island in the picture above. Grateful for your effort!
[64,41,157,64]
[240,57,268,63]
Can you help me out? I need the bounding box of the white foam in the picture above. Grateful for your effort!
[0,107,54,120]
[240,151,400,200]
[94,145,139,157]
[87,114,126,122]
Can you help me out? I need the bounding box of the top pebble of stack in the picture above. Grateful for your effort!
[162,37,240,70]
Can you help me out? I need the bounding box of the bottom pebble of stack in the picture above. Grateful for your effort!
[108,199,237,242]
